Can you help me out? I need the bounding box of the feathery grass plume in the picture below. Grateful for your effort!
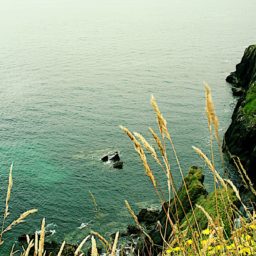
[4,163,13,219]
[149,127,176,196]
[75,235,90,256]
[91,231,110,250]
[134,132,162,166]
[205,84,214,165]
[38,218,45,256]
[3,209,38,233]
[34,232,38,256]
[120,126,157,188]
[57,241,66,256]
[192,146,227,189]
[120,126,179,243]
[205,84,226,173]
[150,95,170,140]
[91,236,98,256]
[111,231,119,256]
[204,84,220,141]
[149,127,165,157]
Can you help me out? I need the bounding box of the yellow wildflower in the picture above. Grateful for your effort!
[207,246,213,251]
[215,245,224,251]
[186,239,193,245]
[202,229,211,235]
[226,243,235,250]
[173,247,181,252]
[166,247,181,254]
[201,240,208,246]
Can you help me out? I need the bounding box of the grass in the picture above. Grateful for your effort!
[0,85,256,255]
[243,81,256,122]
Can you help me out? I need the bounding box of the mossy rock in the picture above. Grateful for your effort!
[183,187,239,237]
[148,166,207,247]
[243,81,256,121]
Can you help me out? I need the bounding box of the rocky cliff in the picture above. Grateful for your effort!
[224,45,256,181]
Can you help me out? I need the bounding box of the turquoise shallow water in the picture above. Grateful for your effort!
[0,0,256,252]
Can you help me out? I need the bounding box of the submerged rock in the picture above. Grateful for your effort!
[113,161,123,169]
[109,152,120,162]
[101,154,109,162]
[224,44,256,181]
[101,151,120,162]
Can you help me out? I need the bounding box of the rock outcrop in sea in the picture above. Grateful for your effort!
[224,44,256,181]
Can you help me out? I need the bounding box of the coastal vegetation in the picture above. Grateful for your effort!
[0,45,255,255]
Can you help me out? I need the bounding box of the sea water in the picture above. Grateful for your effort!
[0,0,255,252]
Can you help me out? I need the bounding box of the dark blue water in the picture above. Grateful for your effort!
[0,0,255,252]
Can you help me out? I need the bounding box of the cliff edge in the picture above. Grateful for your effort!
[224,45,256,180]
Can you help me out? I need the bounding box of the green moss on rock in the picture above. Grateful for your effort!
[184,187,239,236]
[148,166,208,246]
[243,82,256,121]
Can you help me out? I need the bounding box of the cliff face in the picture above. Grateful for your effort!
[224,45,256,180]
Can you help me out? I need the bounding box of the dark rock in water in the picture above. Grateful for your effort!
[18,234,29,243]
[101,151,120,162]
[223,44,256,181]
[113,161,123,169]
[101,151,123,169]
[101,154,109,162]
[137,208,159,225]
[109,152,120,162]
